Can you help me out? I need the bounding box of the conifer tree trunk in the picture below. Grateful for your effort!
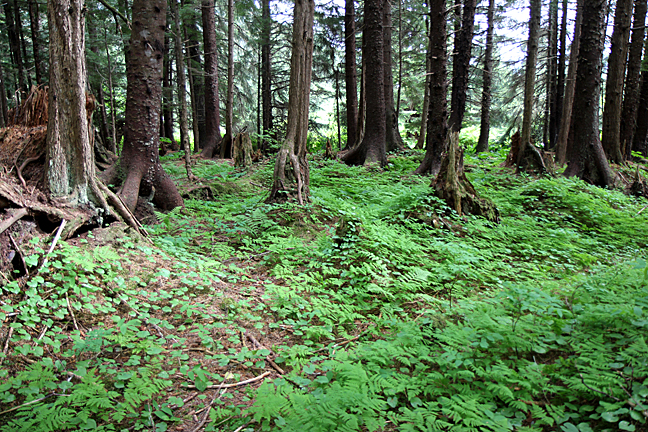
[268,0,315,204]
[416,16,431,150]
[545,0,558,149]
[602,0,633,163]
[162,35,176,146]
[28,0,45,85]
[414,0,447,175]
[556,0,583,166]
[182,1,206,149]
[342,0,386,166]
[620,0,648,158]
[632,37,648,157]
[0,61,7,127]
[4,0,27,98]
[448,0,477,133]
[104,25,118,154]
[555,0,568,141]
[261,0,273,152]
[171,0,194,179]
[46,0,103,207]
[384,0,403,152]
[220,0,235,159]
[344,0,359,150]
[476,0,495,153]
[565,0,616,186]
[200,0,222,158]
[113,0,184,211]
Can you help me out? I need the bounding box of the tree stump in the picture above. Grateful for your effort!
[233,132,253,167]
[432,132,499,223]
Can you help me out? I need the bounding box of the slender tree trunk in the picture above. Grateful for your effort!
[220,0,235,159]
[336,68,342,149]
[104,25,118,154]
[16,0,33,90]
[396,0,403,118]
[448,0,477,133]
[384,0,403,152]
[200,0,222,158]
[3,0,27,97]
[565,0,616,186]
[476,0,495,153]
[162,35,176,146]
[28,0,44,85]
[182,2,206,149]
[46,0,102,207]
[268,0,315,203]
[87,20,110,151]
[555,0,568,144]
[171,0,194,179]
[355,51,366,147]
[545,0,558,150]
[632,37,648,157]
[556,0,583,166]
[416,16,431,150]
[602,0,633,163]
[620,0,648,158]
[261,0,273,152]
[342,0,386,166]
[414,0,447,175]
[116,0,184,211]
[344,0,359,150]
[0,61,7,127]
[186,57,200,151]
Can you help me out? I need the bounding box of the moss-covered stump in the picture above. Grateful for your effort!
[233,132,253,167]
[432,132,499,223]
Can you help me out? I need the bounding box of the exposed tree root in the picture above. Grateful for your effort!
[432,132,499,223]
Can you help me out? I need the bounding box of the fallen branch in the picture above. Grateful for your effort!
[95,180,151,243]
[0,394,55,416]
[185,371,271,390]
[246,331,285,375]
[37,219,66,273]
[0,208,28,235]
[15,156,39,189]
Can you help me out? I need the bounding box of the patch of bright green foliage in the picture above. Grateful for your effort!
[1,151,647,431]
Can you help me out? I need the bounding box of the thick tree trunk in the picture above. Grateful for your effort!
[448,0,477,133]
[220,0,235,159]
[556,0,583,166]
[171,0,194,179]
[415,0,447,175]
[565,0,616,186]
[620,0,648,158]
[383,0,403,153]
[601,0,633,163]
[345,0,359,150]
[476,0,495,153]
[515,0,546,173]
[268,0,315,204]
[46,0,102,207]
[200,0,222,158]
[117,0,184,211]
[28,0,45,85]
[4,0,27,98]
[342,0,386,166]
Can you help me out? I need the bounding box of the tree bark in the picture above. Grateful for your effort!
[555,0,568,144]
[620,0,648,158]
[384,0,403,152]
[0,61,7,127]
[182,1,206,149]
[416,16,431,150]
[268,0,315,204]
[162,35,176,147]
[200,0,222,158]
[171,0,194,179]
[104,25,118,154]
[4,0,27,98]
[28,0,45,85]
[344,0,359,150]
[564,0,616,186]
[515,0,546,173]
[46,0,102,207]
[342,0,386,166]
[556,0,583,166]
[601,0,633,163]
[632,37,648,157]
[116,0,184,211]
[448,0,477,133]
[476,0,495,153]
[414,0,447,175]
[220,0,235,159]
[545,0,558,150]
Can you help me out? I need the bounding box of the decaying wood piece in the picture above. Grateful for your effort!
[232,132,253,167]
[432,132,499,222]
[0,208,28,235]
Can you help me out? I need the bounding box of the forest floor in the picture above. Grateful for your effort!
[1,149,648,432]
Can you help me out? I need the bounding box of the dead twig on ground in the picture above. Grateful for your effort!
[185,371,271,390]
